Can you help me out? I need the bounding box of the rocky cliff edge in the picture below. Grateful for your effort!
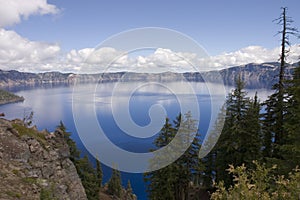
[0,118,87,200]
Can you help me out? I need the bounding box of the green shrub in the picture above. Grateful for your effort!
[211,162,300,200]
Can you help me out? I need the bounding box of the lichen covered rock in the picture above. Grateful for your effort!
[0,118,87,200]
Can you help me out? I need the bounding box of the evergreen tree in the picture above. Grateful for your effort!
[173,112,204,200]
[144,118,176,200]
[262,7,298,171]
[127,180,133,194]
[214,77,262,187]
[202,105,226,189]
[261,98,274,158]
[56,122,99,200]
[57,121,80,162]
[107,168,122,197]
[144,112,204,200]
[214,76,248,186]
[280,64,300,173]
[125,180,136,199]
[76,155,99,200]
[240,93,262,166]
[96,158,103,187]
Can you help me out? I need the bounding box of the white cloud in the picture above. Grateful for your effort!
[101,46,300,73]
[202,45,300,70]
[0,0,59,27]
[0,1,299,73]
[132,48,198,72]
[67,48,94,63]
[0,29,60,69]
[66,47,129,73]
[0,0,60,71]
[0,29,299,73]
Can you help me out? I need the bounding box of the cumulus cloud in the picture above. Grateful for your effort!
[0,0,61,71]
[202,45,300,70]
[71,48,200,73]
[0,29,60,71]
[0,1,299,73]
[66,47,129,73]
[0,29,299,73]
[67,47,128,65]
[101,46,300,73]
[132,48,198,72]
[0,0,59,27]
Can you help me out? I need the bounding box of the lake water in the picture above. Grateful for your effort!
[0,82,272,199]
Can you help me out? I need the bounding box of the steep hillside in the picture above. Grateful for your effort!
[0,70,75,87]
[216,62,295,89]
[0,118,87,200]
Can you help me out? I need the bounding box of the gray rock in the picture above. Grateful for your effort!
[0,118,87,200]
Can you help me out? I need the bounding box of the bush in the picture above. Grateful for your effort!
[211,161,300,200]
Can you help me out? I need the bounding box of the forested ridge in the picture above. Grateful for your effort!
[144,7,300,200]
[0,89,24,105]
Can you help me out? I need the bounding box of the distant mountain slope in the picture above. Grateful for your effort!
[203,62,296,89]
[0,62,297,89]
[0,70,74,87]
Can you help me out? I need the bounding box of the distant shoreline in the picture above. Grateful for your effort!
[0,89,24,106]
[0,62,297,89]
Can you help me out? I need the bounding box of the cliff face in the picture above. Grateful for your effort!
[0,118,87,200]
[215,62,295,89]
[0,62,296,89]
[0,70,75,87]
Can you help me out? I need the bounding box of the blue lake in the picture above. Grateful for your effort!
[0,82,271,199]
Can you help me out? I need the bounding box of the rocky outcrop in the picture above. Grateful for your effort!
[0,89,24,105]
[205,62,296,89]
[0,118,87,200]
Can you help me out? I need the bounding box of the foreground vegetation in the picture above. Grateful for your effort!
[144,7,299,200]
[144,58,300,200]
[211,162,300,200]
[57,121,136,200]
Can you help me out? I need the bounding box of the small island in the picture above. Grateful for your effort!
[0,89,24,106]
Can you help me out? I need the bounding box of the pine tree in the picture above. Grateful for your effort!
[96,158,103,187]
[144,112,204,200]
[214,76,262,187]
[214,76,248,186]
[261,99,274,158]
[127,180,133,194]
[125,180,136,199]
[76,155,99,200]
[57,121,80,162]
[173,111,204,200]
[107,168,122,197]
[57,122,99,200]
[240,93,262,166]
[262,7,298,171]
[280,64,300,173]
[144,118,176,200]
[202,105,226,189]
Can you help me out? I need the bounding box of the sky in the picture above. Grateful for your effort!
[0,0,299,73]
